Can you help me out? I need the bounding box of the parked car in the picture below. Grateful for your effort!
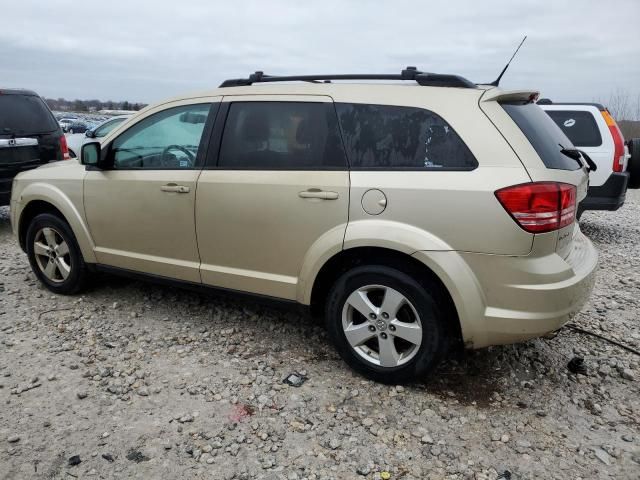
[538,100,634,216]
[58,118,77,131]
[63,121,90,134]
[9,68,597,383]
[0,88,69,205]
[66,115,131,158]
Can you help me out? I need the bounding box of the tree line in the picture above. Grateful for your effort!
[45,98,147,112]
[597,89,640,139]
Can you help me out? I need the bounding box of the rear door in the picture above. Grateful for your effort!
[541,106,611,187]
[195,95,349,300]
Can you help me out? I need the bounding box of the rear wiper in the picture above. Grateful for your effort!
[559,144,597,172]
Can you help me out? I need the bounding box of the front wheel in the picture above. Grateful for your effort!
[325,265,446,384]
[26,213,88,294]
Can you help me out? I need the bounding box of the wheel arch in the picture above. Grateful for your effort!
[308,246,463,346]
[17,189,96,263]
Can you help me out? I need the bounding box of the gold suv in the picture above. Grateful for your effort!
[10,68,598,383]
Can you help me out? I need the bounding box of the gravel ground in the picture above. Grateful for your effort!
[1,192,639,480]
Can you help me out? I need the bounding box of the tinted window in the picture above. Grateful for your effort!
[545,110,602,147]
[94,117,126,138]
[0,94,58,134]
[112,104,211,169]
[501,102,580,171]
[218,102,347,169]
[335,103,477,170]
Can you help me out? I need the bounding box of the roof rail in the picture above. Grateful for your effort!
[219,67,477,89]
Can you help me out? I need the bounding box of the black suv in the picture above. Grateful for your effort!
[0,89,68,205]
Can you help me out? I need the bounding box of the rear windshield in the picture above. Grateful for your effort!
[0,94,58,134]
[545,110,602,147]
[501,102,580,171]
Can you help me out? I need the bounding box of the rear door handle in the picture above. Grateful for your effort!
[161,183,190,193]
[298,189,339,200]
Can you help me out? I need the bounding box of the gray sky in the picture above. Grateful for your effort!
[2,0,639,105]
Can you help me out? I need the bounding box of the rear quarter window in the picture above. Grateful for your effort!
[501,102,580,171]
[545,110,602,147]
[335,103,477,170]
[0,94,58,134]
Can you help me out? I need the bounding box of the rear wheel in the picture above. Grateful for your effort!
[26,213,88,294]
[326,265,446,383]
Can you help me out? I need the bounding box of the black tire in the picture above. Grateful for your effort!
[25,213,88,294]
[325,265,447,384]
[627,138,640,189]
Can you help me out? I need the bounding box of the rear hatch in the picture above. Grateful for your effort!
[0,91,62,189]
[479,89,590,258]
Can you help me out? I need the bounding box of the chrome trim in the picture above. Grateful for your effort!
[0,138,39,148]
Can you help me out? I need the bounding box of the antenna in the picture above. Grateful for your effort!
[489,36,527,86]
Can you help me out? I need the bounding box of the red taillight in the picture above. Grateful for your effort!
[59,135,70,160]
[601,110,625,172]
[495,182,577,233]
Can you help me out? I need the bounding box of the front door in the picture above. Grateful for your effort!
[196,96,349,299]
[84,100,218,282]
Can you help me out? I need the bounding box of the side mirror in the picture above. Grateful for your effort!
[85,130,95,138]
[81,141,102,168]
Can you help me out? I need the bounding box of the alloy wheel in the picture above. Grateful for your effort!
[33,227,71,283]
[341,284,422,368]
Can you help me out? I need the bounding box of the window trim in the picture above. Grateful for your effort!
[334,102,478,172]
[102,102,219,171]
[204,100,349,171]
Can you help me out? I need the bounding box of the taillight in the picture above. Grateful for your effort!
[59,135,70,160]
[601,110,625,172]
[495,182,577,233]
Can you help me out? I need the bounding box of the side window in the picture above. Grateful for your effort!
[94,118,125,138]
[545,110,603,148]
[218,102,347,169]
[335,103,477,170]
[112,104,212,169]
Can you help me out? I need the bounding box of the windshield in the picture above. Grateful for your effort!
[95,117,126,137]
[501,102,580,171]
[0,94,59,134]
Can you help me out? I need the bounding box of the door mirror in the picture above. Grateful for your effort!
[85,129,95,138]
[81,142,101,167]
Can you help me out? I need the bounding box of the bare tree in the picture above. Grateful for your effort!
[605,88,633,121]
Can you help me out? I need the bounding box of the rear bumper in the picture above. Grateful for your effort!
[413,228,598,349]
[581,172,629,211]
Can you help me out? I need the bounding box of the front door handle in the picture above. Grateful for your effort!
[298,189,339,200]
[161,183,190,193]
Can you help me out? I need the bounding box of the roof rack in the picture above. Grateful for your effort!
[219,67,477,89]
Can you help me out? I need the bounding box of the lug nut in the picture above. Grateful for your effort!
[382,312,389,319]
[380,332,388,339]
[389,325,396,332]
[368,325,376,332]
[369,313,377,320]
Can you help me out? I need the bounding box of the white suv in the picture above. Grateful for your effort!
[10,68,598,383]
[539,100,634,216]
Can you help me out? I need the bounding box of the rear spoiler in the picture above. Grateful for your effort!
[480,88,540,103]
